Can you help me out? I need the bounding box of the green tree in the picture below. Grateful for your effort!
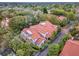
[27,15,38,25]
[59,19,68,27]
[66,12,76,20]
[0,16,3,23]
[70,27,78,36]
[50,9,66,16]
[59,34,69,51]
[0,28,9,52]
[0,27,7,35]
[9,16,28,33]
[50,15,68,27]
[36,13,47,21]
[15,10,33,16]
[50,31,58,40]
[9,35,38,56]
[43,7,48,14]
[16,49,25,56]
[53,4,60,8]
[48,44,60,56]
[1,9,15,18]
[50,15,60,25]
[1,10,9,17]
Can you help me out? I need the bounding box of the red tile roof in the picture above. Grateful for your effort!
[57,16,66,21]
[60,39,79,56]
[22,21,57,46]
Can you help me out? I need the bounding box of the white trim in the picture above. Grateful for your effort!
[26,30,32,35]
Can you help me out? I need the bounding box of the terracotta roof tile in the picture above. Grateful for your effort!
[22,21,57,46]
[60,39,79,56]
[57,16,66,21]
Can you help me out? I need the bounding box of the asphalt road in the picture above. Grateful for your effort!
[37,47,48,56]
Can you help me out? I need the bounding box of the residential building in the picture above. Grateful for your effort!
[60,38,79,56]
[56,16,66,21]
[20,21,57,47]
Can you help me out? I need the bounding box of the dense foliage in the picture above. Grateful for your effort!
[50,9,67,16]
[48,34,69,56]
[48,44,60,56]
[49,15,68,27]
[9,16,28,33]
[9,35,39,56]
[50,9,76,21]
[43,7,48,14]
[0,3,77,56]
[59,34,69,51]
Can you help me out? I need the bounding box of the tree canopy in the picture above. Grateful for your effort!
[48,44,60,56]
[9,16,28,33]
